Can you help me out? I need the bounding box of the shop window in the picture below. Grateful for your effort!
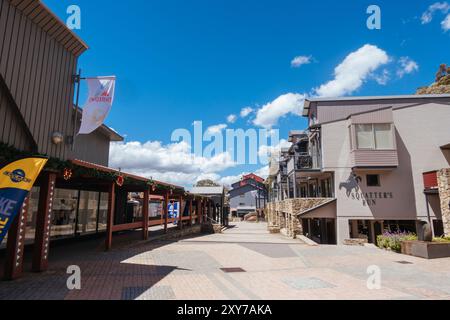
[25,187,40,244]
[77,191,99,235]
[51,189,78,239]
[367,174,380,187]
[97,192,109,232]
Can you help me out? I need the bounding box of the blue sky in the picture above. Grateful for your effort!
[45,0,450,187]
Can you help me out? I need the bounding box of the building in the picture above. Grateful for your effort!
[229,174,267,217]
[0,0,215,281]
[267,94,450,245]
[190,186,227,225]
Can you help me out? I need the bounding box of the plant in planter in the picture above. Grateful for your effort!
[377,232,418,253]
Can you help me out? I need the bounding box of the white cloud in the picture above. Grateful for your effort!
[240,107,254,118]
[314,44,389,98]
[258,139,291,159]
[253,93,305,128]
[372,69,390,85]
[226,114,237,124]
[397,57,419,78]
[109,140,236,187]
[421,2,450,24]
[206,124,227,134]
[291,55,312,68]
[442,13,450,30]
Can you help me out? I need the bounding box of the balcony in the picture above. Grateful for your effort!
[287,153,321,173]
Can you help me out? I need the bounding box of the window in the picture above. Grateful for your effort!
[367,174,380,187]
[355,124,394,150]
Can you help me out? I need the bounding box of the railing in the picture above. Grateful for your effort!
[287,153,321,172]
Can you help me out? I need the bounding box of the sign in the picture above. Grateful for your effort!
[0,157,48,244]
[78,77,116,135]
[168,202,179,224]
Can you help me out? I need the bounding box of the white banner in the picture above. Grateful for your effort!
[78,76,116,135]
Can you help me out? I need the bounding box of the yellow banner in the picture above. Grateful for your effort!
[0,157,48,191]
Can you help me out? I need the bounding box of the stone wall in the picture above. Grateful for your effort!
[438,168,450,236]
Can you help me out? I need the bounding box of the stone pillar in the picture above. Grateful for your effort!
[438,169,450,236]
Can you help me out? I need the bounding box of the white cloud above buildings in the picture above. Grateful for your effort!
[226,114,237,123]
[397,57,419,78]
[253,93,306,128]
[290,55,313,68]
[109,140,237,187]
[421,2,450,31]
[240,107,254,118]
[314,44,389,97]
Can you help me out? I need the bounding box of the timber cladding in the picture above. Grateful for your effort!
[0,0,88,160]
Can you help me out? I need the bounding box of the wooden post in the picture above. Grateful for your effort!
[105,182,115,251]
[143,189,149,240]
[189,199,193,226]
[4,197,30,280]
[179,196,183,230]
[32,173,56,272]
[164,191,169,233]
[199,198,203,224]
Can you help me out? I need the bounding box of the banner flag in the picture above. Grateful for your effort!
[78,76,116,135]
[0,157,48,244]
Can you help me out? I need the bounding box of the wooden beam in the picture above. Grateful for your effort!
[189,199,193,226]
[105,182,115,251]
[179,196,183,230]
[4,197,30,280]
[32,173,56,272]
[143,189,149,240]
[164,191,169,233]
[111,222,143,233]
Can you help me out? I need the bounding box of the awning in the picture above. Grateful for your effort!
[297,199,337,219]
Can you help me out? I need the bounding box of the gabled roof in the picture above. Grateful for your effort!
[9,0,88,57]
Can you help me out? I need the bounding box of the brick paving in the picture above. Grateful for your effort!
[0,222,450,300]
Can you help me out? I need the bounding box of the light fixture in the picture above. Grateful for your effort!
[51,132,64,145]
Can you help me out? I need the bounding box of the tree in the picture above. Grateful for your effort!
[195,179,220,187]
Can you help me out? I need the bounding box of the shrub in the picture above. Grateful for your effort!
[433,237,450,243]
[377,232,418,253]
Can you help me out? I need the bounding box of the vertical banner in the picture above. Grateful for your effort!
[168,202,179,224]
[78,76,116,135]
[0,157,48,244]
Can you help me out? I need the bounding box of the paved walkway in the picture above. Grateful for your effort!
[1,222,450,300]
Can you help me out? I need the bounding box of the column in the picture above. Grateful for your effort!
[4,197,30,280]
[143,189,149,240]
[351,220,359,239]
[438,169,450,236]
[178,196,183,230]
[189,199,193,226]
[105,182,115,251]
[164,191,169,233]
[32,173,56,272]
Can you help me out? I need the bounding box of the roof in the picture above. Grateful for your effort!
[9,0,89,57]
[70,159,185,191]
[190,186,224,195]
[303,94,450,116]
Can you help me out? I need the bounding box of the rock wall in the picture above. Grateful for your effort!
[438,169,450,236]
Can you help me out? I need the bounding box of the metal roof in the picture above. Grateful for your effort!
[303,94,450,116]
[9,0,89,57]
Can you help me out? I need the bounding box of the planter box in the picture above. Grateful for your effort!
[401,241,450,259]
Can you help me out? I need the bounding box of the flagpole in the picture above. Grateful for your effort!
[72,68,82,151]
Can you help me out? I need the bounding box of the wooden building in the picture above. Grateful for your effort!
[0,0,215,281]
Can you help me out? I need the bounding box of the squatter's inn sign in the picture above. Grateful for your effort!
[339,174,394,207]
